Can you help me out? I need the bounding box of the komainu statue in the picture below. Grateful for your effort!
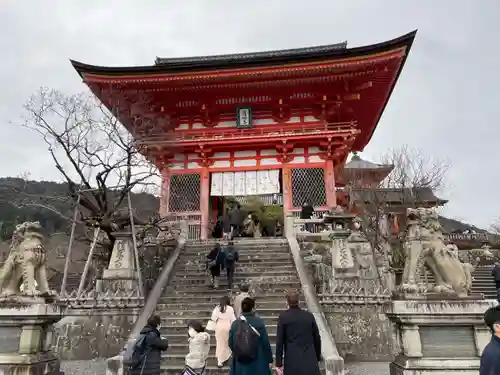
[401,208,474,297]
[0,221,54,298]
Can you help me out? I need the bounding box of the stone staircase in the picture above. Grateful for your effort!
[422,266,496,299]
[471,266,496,299]
[158,238,303,375]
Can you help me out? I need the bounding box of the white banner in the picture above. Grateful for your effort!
[210,170,280,196]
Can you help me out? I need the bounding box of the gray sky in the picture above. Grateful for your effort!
[0,1,498,228]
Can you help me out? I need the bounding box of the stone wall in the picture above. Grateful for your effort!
[53,307,140,360]
[298,235,395,361]
[323,302,396,361]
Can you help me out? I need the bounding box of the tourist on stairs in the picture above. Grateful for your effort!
[222,208,232,240]
[492,262,500,302]
[480,305,500,375]
[233,284,251,318]
[230,204,244,237]
[275,290,322,375]
[130,315,169,375]
[300,202,314,232]
[224,241,239,291]
[229,297,273,375]
[210,296,236,368]
[206,243,224,289]
[184,320,210,375]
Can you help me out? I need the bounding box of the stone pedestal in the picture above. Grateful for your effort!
[385,298,496,375]
[102,232,139,292]
[0,298,64,375]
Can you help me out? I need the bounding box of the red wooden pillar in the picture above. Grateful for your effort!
[282,166,293,216]
[159,169,170,217]
[200,168,210,240]
[324,159,337,208]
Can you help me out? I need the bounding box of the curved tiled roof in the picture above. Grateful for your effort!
[70,31,416,76]
[154,42,347,66]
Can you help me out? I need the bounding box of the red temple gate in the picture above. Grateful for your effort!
[71,31,416,239]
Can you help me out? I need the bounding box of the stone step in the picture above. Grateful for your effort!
[184,244,290,251]
[169,275,299,286]
[165,341,279,355]
[157,300,303,310]
[160,292,294,303]
[178,254,293,262]
[160,315,281,328]
[160,331,281,344]
[172,269,298,279]
[175,259,297,274]
[186,239,288,246]
[167,282,301,295]
[157,308,285,320]
[160,324,278,335]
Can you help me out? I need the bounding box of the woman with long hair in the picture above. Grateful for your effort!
[206,243,224,288]
[185,320,210,375]
[210,295,235,367]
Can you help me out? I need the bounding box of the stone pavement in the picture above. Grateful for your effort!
[61,360,390,375]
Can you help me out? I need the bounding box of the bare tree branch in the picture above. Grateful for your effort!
[7,87,160,268]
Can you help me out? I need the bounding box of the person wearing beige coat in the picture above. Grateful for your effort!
[232,284,251,318]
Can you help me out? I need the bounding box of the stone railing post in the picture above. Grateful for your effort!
[401,325,422,357]
[285,216,345,375]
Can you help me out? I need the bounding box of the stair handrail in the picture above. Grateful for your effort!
[285,215,345,375]
[105,220,188,375]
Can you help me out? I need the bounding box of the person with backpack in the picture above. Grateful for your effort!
[228,297,273,375]
[275,290,322,375]
[129,315,169,375]
[206,243,223,289]
[224,241,239,291]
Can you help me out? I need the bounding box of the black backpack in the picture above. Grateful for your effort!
[127,334,149,370]
[226,248,236,263]
[232,317,260,363]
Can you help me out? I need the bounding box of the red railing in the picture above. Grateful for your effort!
[136,121,359,146]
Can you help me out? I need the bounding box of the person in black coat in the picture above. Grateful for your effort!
[300,202,314,232]
[131,315,169,375]
[275,290,321,375]
[206,243,224,288]
[480,305,500,375]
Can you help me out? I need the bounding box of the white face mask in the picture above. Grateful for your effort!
[157,324,161,330]
[188,327,197,338]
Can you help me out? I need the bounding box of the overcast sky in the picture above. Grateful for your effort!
[0,1,498,228]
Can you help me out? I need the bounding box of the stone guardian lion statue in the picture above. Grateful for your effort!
[401,208,474,297]
[0,221,53,297]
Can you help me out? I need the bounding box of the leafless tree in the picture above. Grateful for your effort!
[379,145,449,192]
[6,87,161,265]
[346,146,450,272]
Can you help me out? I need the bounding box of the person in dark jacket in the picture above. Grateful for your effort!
[222,208,232,240]
[131,315,169,375]
[224,241,239,291]
[230,204,244,237]
[492,262,500,302]
[229,297,273,375]
[275,290,321,375]
[480,305,500,375]
[300,202,314,232]
[206,243,224,288]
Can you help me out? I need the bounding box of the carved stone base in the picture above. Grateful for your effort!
[0,353,63,375]
[0,300,63,375]
[390,357,480,375]
[385,299,496,375]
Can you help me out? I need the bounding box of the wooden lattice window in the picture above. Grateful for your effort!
[291,168,327,207]
[168,174,201,212]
